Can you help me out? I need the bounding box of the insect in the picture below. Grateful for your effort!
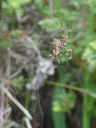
[49,20,72,63]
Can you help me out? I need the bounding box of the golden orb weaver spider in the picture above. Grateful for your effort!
[49,19,72,63]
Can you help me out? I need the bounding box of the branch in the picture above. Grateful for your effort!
[23,117,33,128]
[4,57,32,84]
[45,80,96,98]
[1,87,32,120]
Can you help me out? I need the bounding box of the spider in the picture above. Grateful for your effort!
[49,19,72,63]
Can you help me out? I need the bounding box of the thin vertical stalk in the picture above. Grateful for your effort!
[49,0,54,14]
[53,0,60,11]
[5,48,11,123]
[24,89,31,109]
[52,0,61,17]
[82,71,92,128]
[82,95,90,128]
[0,0,2,20]
[52,64,66,128]
[0,51,5,128]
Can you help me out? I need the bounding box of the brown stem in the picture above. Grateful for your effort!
[0,51,5,128]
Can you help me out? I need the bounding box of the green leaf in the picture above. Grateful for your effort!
[52,91,76,113]
[11,75,24,91]
[82,40,96,72]
[38,17,60,33]
[0,40,13,50]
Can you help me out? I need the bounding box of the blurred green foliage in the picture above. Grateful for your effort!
[38,18,61,33]
[3,0,31,16]
[83,40,96,72]
[0,39,12,49]
[52,91,76,112]
[11,75,24,91]
[1,0,96,128]
[29,37,39,48]
[37,0,96,128]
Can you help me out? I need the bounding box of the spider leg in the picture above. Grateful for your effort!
[48,54,52,56]
[48,54,54,59]
[68,49,72,59]
[66,21,72,39]
[49,49,56,59]
[62,46,72,59]
[48,54,53,58]
[60,19,64,37]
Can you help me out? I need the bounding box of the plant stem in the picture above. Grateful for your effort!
[82,71,92,128]
[0,0,2,20]
[82,95,90,128]
[0,51,5,128]
[52,64,66,128]
[24,89,31,109]
[45,80,96,98]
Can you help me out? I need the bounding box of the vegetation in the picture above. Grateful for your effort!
[0,0,96,128]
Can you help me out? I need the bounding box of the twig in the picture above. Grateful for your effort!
[1,87,32,120]
[0,51,5,128]
[5,121,25,128]
[0,107,11,117]
[4,57,32,84]
[45,80,96,98]
[7,65,24,81]
[23,117,33,128]
[0,82,5,128]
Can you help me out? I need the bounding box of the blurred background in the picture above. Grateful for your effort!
[0,0,96,128]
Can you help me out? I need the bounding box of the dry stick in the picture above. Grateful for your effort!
[7,64,24,81]
[5,121,25,128]
[3,107,11,117]
[0,58,33,124]
[0,82,5,128]
[23,117,33,128]
[1,87,32,120]
[45,80,96,98]
[37,90,44,128]
[0,56,31,127]
[0,51,5,128]
[4,58,32,84]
